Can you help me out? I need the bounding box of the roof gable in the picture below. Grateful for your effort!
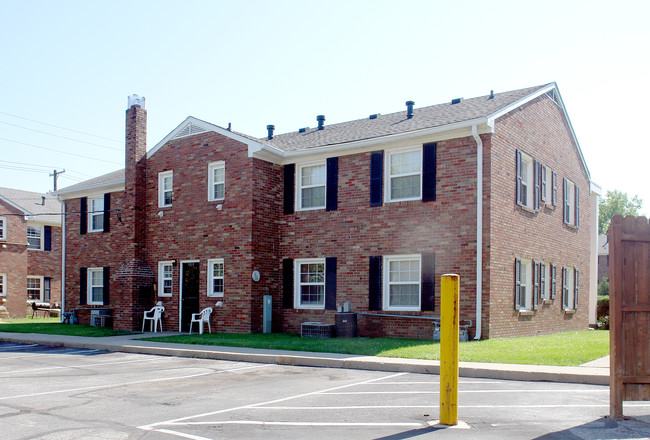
[0,187,62,224]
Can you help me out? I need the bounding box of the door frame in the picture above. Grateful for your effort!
[179,260,200,332]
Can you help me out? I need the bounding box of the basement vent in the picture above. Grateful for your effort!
[174,123,208,139]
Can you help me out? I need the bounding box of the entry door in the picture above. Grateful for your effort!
[181,262,200,332]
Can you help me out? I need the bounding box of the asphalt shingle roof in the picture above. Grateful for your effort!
[0,187,62,224]
[57,169,124,194]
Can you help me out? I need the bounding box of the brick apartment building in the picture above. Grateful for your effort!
[0,188,62,318]
[56,83,596,339]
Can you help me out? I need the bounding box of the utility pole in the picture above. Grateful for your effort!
[50,169,65,191]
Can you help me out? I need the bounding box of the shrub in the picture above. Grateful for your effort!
[596,296,609,330]
[598,278,609,296]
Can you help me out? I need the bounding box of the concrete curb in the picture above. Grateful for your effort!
[0,333,609,385]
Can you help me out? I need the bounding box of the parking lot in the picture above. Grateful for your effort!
[1,341,649,439]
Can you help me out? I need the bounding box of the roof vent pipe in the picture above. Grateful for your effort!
[406,101,415,119]
[266,124,275,140]
[317,115,325,130]
[489,90,494,100]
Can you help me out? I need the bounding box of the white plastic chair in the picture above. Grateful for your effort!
[142,305,164,332]
[189,307,213,335]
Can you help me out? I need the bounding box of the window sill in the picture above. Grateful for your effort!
[518,310,535,316]
[564,223,578,230]
[563,309,576,315]
[157,294,172,298]
[519,205,537,214]
[543,299,552,305]
[207,293,224,298]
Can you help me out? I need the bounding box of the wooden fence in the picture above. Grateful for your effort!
[608,215,650,419]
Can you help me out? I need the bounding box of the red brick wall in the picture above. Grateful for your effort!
[26,224,62,307]
[488,94,591,338]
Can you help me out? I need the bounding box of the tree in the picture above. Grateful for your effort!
[598,190,643,234]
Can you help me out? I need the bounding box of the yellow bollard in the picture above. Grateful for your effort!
[440,273,459,426]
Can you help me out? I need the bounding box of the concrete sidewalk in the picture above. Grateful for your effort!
[0,331,610,385]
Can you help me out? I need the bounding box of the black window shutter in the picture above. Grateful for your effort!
[422,143,437,202]
[421,253,435,311]
[575,186,580,228]
[103,193,111,232]
[326,158,338,211]
[574,269,579,309]
[532,260,539,310]
[44,226,52,251]
[514,259,521,310]
[563,178,569,224]
[325,257,337,310]
[370,151,383,207]
[283,164,295,215]
[533,160,540,211]
[368,256,382,310]
[551,171,558,206]
[103,266,110,305]
[282,258,294,308]
[551,264,556,299]
[80,267,87,305]
[80,197,87,235]
[540,165,547,203]
[516,150,523,206]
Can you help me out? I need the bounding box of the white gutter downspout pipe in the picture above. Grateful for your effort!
[58,195,66,322]
[472,125,483,340]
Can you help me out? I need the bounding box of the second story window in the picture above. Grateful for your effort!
[27,226,41,250]
[298,163,326,210]
[387,148,422,202]
[208,161,225,201]
[0,216,6,240]
[158,171,173,207]
[563,178,579,228]
[516,150,533,209]
[89,197,104,232]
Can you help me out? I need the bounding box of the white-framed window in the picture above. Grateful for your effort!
[27,226,42,250]
[516,151,533,209]
[27,276,43,301]
[541,166,553,205]
[88,268,104,305]
[386,147,422,202]
[158,262,173,297]
[0,273,6,296]
[562,266,578,310]
[207,258,225,297]
[0,216,6,240]
[383,254,421,311]
[294,258,325,309]
[515,258,533,310]
[158,171,173,207]
[541,262,550,301]
[88,197,104,232]
[297,163,326,210]
[208,161,225,201]
[563,178,579,227]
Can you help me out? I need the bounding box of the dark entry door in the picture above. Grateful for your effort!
[181,262,200,332]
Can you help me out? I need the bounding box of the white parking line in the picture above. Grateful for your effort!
[0,348,104,360]
[170,421,424,427]
[324,389,609,395]
[0,363,271,401]
[0,356,165,376]
[0,344,38,351]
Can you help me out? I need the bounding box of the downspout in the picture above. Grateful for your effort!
[58,196,65,322]
[472,125,483,340]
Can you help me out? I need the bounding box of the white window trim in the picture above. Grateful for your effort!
[158,171,173,208]
[294,258,326,309]
[296,161,327,211]
[519,151,534,209]
[566,179,575,225]
[207,258,225,298]
[0,273,6,296]
[158,261,173,297]
[517,259,533,311]
[385,146,423,203]
[383,254,421,311]
[87,267,104,305]
[542,262,550,301]
[208,161,226,202]
[88,197,104,233]
[0,216,6,240]
[563,266,576,310]
[27,275,44,302]
[27,225,43,251]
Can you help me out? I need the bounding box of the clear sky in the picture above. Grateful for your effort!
[1,0,648,215]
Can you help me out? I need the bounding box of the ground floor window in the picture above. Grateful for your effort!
[0,273,6,296]
[27,276,42,301]
[383,255,421,311]
[295,258,325,309]
[562,266,578,310]
[158,262,173,297]
[515,259,533,310]
[207,258,224,297]
[88,268,104,305]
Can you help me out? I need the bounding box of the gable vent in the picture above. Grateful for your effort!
[174,123,208,139]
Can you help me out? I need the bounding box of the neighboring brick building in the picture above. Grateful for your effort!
[0,188,62,318]
[597,234,609,283]
[56,83,595,338]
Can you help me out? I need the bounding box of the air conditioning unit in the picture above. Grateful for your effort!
[301,322,335,338]
[90,310,112,327]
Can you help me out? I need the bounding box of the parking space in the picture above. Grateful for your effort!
[1,342,649,439]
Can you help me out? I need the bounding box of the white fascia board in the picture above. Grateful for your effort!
[147,116,275,160]
[0,194,32,216]
[55,182,125,200]
[487,82,591,182]
[590,181,602,196]
[277,118,493,164]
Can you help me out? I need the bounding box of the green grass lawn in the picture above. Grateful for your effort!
[0,317,132,337]
[144,330,609,366]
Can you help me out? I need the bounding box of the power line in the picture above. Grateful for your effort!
[0,110,122,143]
[0,137,122,165]
[0,120,122,151]
[0,160,96,179]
